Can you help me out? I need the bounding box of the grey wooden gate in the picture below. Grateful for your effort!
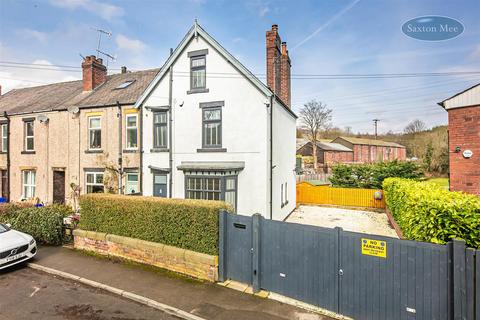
[219,211,480,320]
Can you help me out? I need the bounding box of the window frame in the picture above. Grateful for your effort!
[125,172,139,194]
[85,171,104,194]
[88,116,102,150]
[22,170,36,199]
[1,124,7,153]
[185,175,237,212]
[190,55,206,90]
[24,120,34,152]
[202,107,222,149]
[125,113,138,150]
[153,111,168,149]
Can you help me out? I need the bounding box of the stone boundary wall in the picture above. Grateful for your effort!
[73,229,218,282]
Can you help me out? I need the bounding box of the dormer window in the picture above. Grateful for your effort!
[114,80,135,90]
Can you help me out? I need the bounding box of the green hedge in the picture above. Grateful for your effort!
[0,204,72,245]
[383,178,480,248]
[79,194,232,255]
[330,160,423,189]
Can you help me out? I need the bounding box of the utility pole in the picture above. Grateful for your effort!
[373,119,380,139]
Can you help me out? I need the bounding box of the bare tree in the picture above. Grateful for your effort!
[404,119,427,134]
[299,100,332,171]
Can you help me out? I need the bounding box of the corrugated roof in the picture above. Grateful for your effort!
[334,136,405,148]
[0,68,159,115]
[316,142,353,152]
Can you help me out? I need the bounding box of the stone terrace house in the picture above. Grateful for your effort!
[439,83,480,195]
[0,57,158,203]
[332,136,406,163]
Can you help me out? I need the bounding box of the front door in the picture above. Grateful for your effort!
[153,173,167,197]
[1,170,8,201]
[53,170,65,204]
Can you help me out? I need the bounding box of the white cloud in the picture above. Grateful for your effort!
[259,6,269,17]
[49,0,124,21]
[17,28,49,43]
[115,34,147,55]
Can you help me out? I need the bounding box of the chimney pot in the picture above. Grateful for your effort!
[121,66,127,74]
[272,24,278,32]
[281,42,287,55]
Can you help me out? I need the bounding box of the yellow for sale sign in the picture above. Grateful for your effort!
[361,238,387,258]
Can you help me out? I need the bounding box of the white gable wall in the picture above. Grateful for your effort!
[142,35,271,216]
[443,84,480,109]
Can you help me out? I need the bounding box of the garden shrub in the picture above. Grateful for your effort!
[79,194,232,255]
[330,160,423,189]
[383,178,480,248]
[0,204,72,245]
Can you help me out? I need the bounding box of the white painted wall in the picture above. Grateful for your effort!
[271,100,297,220]
[142,35,273,217]
[444,84,480,109]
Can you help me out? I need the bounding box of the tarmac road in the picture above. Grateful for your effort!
[0,265,180,320]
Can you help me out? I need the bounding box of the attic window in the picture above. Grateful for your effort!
[114,80,135,90]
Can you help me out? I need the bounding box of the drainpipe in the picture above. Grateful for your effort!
[139,104,143,195]
[168,48,173,198]
[117,101,123,194]
[3,111,10,202]
[269,95,274,220]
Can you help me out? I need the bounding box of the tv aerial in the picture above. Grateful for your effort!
[91,28,116,67]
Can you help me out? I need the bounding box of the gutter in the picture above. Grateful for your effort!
[3,111,10,202]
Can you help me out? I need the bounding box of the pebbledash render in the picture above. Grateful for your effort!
[136,23,297,220]
[0,23,297,220]
[439,82,480,195]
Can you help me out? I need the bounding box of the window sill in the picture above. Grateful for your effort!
[21,151,35,155]
[197,148,227,153]
[123,149,139,153]
[0,151,7,154]
[187,88,209,95]
[150,148,169,153]
[85,149,103,154]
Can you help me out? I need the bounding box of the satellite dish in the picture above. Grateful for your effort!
[67,106,80,114]
[37,114,49,123]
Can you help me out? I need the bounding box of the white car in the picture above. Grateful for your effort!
[0,223,37,270]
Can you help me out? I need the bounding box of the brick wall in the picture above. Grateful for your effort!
[324,150,354,164]
[73,229,219,282]
[448,105,480,195]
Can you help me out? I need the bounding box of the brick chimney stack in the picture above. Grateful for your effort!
[266,24,291,108]
[82,55,107,91]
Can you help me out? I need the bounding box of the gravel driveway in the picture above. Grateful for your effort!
[287,205,398,238]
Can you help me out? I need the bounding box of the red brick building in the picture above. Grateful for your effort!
[332,137,406,163]
[439,83,480,195]
[297,141,354,171]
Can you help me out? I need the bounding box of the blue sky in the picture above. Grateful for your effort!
[1,0,479,133]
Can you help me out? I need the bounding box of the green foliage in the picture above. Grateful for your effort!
[79,194,232,255]
[383,178,480,248]
[0,204,72,245]
[330,160,423,189]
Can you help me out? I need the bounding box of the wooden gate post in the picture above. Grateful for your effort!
[218,210,228,282]
[252,213,261,293]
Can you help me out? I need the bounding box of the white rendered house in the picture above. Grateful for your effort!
[135,23,296,220]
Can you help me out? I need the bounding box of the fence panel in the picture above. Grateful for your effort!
[339,231,450,320]
[260,219,339,312]
[296,182,386,209]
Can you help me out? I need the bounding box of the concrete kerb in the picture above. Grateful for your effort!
[27,263,207,320]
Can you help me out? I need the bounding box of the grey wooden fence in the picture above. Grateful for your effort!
[218,211,480,320]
